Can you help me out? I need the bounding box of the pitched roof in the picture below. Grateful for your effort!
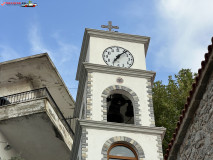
[165,37,213,160]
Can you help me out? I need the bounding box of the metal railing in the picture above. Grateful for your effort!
[0,88,46,106]
[0,88,74,136]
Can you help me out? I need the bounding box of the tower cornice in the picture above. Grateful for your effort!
[83,62,156,82]
[76,28,150,80]
[79,120,166,139]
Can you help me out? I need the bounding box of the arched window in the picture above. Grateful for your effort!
[108,143,138,160]
[107,93,134,124]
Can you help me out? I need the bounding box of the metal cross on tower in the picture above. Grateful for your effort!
[101,21,119,31]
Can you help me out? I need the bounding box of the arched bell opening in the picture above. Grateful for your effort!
[107,93,134,124]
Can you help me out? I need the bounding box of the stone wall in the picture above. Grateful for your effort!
[178,79,213,159]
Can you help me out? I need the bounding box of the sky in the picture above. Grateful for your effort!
[0,0,213,100]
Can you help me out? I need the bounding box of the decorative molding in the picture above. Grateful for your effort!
[83,62,156,81]
[79,120,166,138]
[116,77,123,84]
[85,28,150,56]
[101,85,141,125]
[76,28,150,80]
[85,28,150,45]
[146,79,155,127]
[86,73,93,120]
[85,28,150,54]
[101,136,145,160]
[156,135,164,160]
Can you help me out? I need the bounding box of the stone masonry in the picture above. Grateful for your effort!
[178,79,213,159]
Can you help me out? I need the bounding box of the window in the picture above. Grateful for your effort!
[107,94,134,124]
[108,143,138,160]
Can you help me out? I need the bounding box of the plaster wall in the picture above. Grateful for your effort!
[0,99,45,121]
[0,80,33,97]
[79,79,88,119]
[0,100,71,160]
[91,72,151,126]
[88,37,146,70]
[85,42,90,62]
[46,101,73,150]
[0,131,18,160]
[86,128,159,160]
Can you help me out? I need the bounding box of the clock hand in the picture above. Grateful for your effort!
[113,50,127,64]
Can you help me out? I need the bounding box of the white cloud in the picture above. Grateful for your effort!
[155,0,213,72]
[28,24,55,61]
[122,0,213,74]
[51,32,78,66]
[28,23,79,66]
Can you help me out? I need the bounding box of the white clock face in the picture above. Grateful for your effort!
[102,46,134,68]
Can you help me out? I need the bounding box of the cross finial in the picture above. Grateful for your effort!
[101,21,119,31]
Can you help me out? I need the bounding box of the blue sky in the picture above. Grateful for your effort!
[1,0,213,99]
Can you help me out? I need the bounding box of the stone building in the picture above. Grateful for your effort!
[0,54,75,160]
[165,37,213,160]
[0,28,166,160]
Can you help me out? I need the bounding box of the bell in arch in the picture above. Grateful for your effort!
[125,100,134,118]
[107,93,135,124]
[107,94,125,123]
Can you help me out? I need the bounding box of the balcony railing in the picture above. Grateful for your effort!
[0,88,47,106]
[0,88,74,136]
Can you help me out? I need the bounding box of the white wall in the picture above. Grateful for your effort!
[88,37,146,70]
[85,41,90,62]
[86,128,159,160]
[79,79,88,119]
[0,131,18,160]
[46,101,73,150]
[91,72,151,126]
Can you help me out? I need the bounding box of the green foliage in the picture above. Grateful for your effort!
[152,69,196,154]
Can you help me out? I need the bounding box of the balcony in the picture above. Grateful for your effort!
[0,88,74,160]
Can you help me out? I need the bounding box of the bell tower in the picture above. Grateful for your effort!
[71,27,166,160]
